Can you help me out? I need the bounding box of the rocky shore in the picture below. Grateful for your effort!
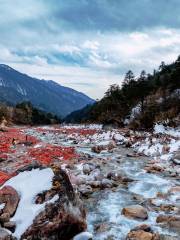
[0,124,179,239]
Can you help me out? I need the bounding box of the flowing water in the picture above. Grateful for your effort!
[26,128,180,240]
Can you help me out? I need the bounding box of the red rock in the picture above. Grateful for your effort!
[0,186,20,217]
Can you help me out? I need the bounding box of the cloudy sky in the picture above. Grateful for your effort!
[0,0,180,99]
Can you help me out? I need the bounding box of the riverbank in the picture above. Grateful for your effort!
[0,124,179,239]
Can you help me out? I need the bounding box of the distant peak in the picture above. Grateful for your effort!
[0,64,13,71]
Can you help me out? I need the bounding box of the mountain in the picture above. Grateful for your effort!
[65,56,180,129]
[0,64,95,117]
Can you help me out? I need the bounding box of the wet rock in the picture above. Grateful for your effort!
[132,224,153,233]
[83,164,91,175]
[168,186,180,194]
[101,179,113,188]
[0,186,20,217]
[122,205,148,220]
[0,227,12,240]
[83,163,96,175]
[91,145,104,154]
[126,230,159,240]
[90,169,103,181]
[21,168,87,240]
[91,140,116,153]
[89,181,101,188]
[159,204,178,213]
[94,222,110,233]
[159,234,179,240]
[79,185,93,196]
[156,215,180,229]
[145,165,164,173]
[107,140,117,151]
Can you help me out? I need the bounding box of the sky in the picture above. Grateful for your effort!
[0,0,180,99]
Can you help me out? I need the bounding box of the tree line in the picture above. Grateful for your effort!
[65,56,180,129]
[0,101,60,126]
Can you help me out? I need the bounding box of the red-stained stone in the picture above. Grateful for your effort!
[28,145,78,165]
[0,172,11,186]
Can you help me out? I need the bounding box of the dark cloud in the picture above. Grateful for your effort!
[45,0,180,32]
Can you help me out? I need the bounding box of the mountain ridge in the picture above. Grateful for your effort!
[0,64,95,117]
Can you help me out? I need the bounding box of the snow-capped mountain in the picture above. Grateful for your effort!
[0,64,95,117]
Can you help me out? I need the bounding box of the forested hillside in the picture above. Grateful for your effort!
[65,56,180,129]
[0,101,60,126]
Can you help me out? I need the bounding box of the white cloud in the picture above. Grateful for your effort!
[0,27,180,99]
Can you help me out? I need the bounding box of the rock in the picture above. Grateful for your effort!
[91,140,116,153]
[159,234,178,240]
[0,227,12,240]
[17,161,43,172]
[101,179,113,188]
[73,231,93,240]
[122,205,148,220]
[168,186,180,194]
[21,168,87,240]
[91,145,104,154]
[126,230,159,240]
[89,169,103,181]
[132,224,153,233]
[3,221,16,233]
[156,215,180,229]
[172,153,180,165]
[0,213,10,223]
[145,165,164,173]
[83,164,91,175]
[172,159,180,165]
[107,140,117,151]
[79,185,93,196]
[89,181,101,188]
[0,186,20,217]
[94,222,110,233]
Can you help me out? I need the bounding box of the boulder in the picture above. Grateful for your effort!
[3,221,16,233]
[0,227,12,240]
[145,165,164,173]
[21,168,87,240]
[83,164,91,175]
[107,140,117,151]
[168,186,180,194]
[159,234,179,240]
[0,186,20,217]
[91,145,104,154]
[101,179,113,189]
[94,222,110,233]
[126,230,159,240]
[0,213,10,223]
[122,205,148,220]
[79,185,93,196]
[156,215,180,229]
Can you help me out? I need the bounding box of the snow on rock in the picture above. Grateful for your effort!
[154,123,180,137]
[133,123,180,159]
[73,231,93,240]
[63,124,102,130]
[0,203,5,210]
[2,168,55,239]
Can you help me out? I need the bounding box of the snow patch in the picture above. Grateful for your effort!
[2,168,55,239]
[73,231,93,240]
